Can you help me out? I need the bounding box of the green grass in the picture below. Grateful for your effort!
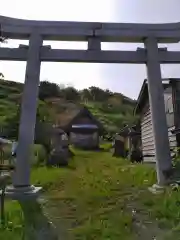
[1,149,180,239]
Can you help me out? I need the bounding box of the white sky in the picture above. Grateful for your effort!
[0,0,180,99]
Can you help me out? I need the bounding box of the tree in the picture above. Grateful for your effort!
[61,86,80,101]
[3,105,20,139]
[4,101,54,140]
[35,101,55,154]
[39,80,60,101]
[88,86,101,101]
[80,88,91,102]
[88,86,111,101]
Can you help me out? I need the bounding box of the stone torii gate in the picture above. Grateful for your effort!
[1,15,180,198]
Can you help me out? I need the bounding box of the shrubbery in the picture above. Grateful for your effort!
[31,144,47,167]
[0,144,47,167]
[0,79,139,146]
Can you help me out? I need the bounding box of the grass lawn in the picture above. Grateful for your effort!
[1,149,180,239]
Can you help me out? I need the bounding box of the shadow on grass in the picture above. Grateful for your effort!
[19,199,59,240]
[73,145,111,152]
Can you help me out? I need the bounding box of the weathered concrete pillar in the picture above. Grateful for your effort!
[144,37,172,186]
[6,32,43,199]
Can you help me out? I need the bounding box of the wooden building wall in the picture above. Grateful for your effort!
[69,115,99,148]
[172,81,180,147]
[140,85,177,163]
[141,107,154,162]
[70,131,99,148]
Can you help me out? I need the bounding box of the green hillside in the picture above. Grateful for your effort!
[0,80,23,124]
[0,79,138,137]
[84,102,137,134]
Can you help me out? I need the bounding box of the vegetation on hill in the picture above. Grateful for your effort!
[0,79,139,140]
[0,80,53,141]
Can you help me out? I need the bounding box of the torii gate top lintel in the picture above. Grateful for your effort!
[1,15,180,43]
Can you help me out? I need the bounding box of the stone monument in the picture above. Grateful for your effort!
[47,128,73,167]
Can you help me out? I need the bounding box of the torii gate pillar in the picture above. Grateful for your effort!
[6,32,43,199]
[145,37,172,187]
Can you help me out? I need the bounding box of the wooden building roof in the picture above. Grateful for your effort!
[134,78,180,115]
[118,124,141,137]
[59,106,104,132]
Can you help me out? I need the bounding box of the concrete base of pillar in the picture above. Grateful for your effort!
[148,184,165,194]
[0,185,42,200]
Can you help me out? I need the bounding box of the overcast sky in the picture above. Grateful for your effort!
[0,0,180,99]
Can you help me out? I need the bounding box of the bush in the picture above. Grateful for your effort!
[39,81,60,101]
[0,144,12,163]
[31,144,47,167]
[0,144,47,166]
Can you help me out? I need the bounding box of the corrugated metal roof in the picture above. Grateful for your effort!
[134,78,176,114]
[72,124,98,129]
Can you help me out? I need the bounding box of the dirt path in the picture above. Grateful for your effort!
[126,203,166,240]
[41,193,175,240]
[39,196,71,240]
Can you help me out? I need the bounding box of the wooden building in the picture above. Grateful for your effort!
[119,125,141,152]
[113,125,141,158]
[62,106,104,149]
[134,78,180,162]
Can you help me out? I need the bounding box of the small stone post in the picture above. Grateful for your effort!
[144,37,172,186]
